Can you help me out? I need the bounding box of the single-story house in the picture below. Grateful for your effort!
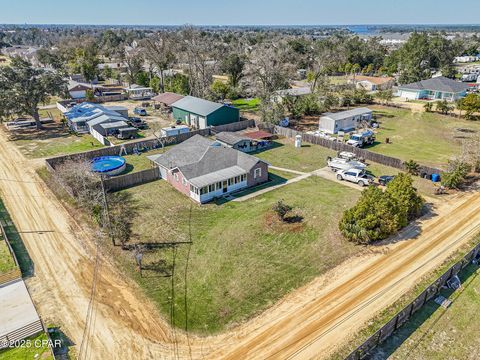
[273,87,312,103]
[92,121,130,137]
[124,84,155,100]
[68,80,91,99]
[215,132,254,152]
[397,76,469,102]
[348,76,395,91]
[171,96,240,129]
[105,105,129,118]
[148,135,269,203]
[64,103,127,134]
[152,92,185,109]
[319,107,373,134]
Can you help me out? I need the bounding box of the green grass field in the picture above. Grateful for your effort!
[372,265,480,359]
[0,332,54,360]
[0,238,16,274]
[118,174,360,334]
[368,106,480,168]
[253,138,336,172]
[231,98,261,112]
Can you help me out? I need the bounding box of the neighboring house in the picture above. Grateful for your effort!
[397,76,469,101]
[152,92,185,109]
[319,107,373,134]
[68,80,91,99]
[125,84,154,100]
[92,121,130,137]
[64,102,128,134]
[349,76,395,91]
[273,87,312,103]
[148,135,269,203]
[454,55,479,63]
[171,96,240,129]
[215,132,254,152]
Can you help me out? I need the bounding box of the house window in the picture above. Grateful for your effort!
[209,184,215,192]
[200,187,208,195]
[228,178,233,186]
[234,176,240,184]
[254,168,262,179]
[182,178,187,186]
[174,173,179,182]
[216,182,222,190]
[241,174,247,182]
[190,185,194,192]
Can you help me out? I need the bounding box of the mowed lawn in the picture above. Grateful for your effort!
[0,332,54,360]
[369,106,480,168]
[121,175,360,334]
[253,138,336,172]
[372,265,480,360]
[0,238,16,274]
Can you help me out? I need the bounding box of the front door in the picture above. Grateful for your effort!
[222,181,228,193]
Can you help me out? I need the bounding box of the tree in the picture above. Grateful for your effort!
[0,57,67,129]
[457,94,480,120]
[272,200,293,222]
[385,173,424,220]
[210,80,230,101]
[164,73,190,95]
[441,160,471,189]
[221,53,246,88]
[123,48,144,86]
[141,32,177,93]
[375,90,393,105]
[339,186,405,244]
[435,99,454,115]
[424,102,433,112]
[404,160,420,175]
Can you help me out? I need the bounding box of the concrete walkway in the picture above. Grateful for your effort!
[269,166,308,176]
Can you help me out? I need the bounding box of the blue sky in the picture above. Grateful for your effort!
[0,0,479,25]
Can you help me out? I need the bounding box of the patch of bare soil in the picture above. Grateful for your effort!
[264,211,305,233]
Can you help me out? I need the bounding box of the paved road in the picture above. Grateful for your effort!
[1,128,480,359]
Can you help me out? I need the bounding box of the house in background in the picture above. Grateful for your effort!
[215,132,254,152]
[171,96,240,129]
[124,84,154,100]
[397,76,469,101]
[319,107,373,134]
[348,76,395,91]
[68,80,91,99]
[272,87,312,103]
[152,92,185,110]
[148,135,269,203]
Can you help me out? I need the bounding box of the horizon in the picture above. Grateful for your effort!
[1,0,480,26]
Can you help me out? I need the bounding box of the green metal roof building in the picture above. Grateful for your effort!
[171,96,240,129]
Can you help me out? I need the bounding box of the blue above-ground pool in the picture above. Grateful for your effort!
[91,156,126,176]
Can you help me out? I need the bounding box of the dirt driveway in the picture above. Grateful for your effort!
[1,128,480,359]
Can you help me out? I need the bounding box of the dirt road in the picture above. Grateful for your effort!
[1,129,480,360]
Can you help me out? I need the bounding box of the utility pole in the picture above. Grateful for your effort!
[100,174,114,246]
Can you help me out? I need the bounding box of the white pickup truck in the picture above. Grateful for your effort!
[336,168,374,187]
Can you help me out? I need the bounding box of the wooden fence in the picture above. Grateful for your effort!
[274,126,442,177]
[346,242,480,360]
[0,222,22,287]
[104,168,160,192]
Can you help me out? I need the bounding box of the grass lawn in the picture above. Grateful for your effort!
[0,238,16,274]
[0,332,54,360]
[253,138,336,172]
[231,98,261,112]
[12,126,103,159]
[119,175,360,334]
[368,105,480,168]
[372,265,480,360]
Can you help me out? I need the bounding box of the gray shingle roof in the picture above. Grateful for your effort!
[399,76,469,93]
[321,107,373,121]
[170,96,223,116]
[150,135,263,183]
[215,132,250,146]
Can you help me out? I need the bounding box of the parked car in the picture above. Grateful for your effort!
[128,117,147,129]
[133,107,148,116]
[378,175,395,186]
[346,130,376,148]
[336,168,374,187]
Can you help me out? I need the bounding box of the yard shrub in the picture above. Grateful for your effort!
[340,174,424,244]
[272,200,293,222]
[441,160,471,189]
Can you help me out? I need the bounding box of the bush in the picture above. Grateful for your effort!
[340,174,424,244]
[404,160,420,175]
[441,160,471,189]
[272,200,293,222]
